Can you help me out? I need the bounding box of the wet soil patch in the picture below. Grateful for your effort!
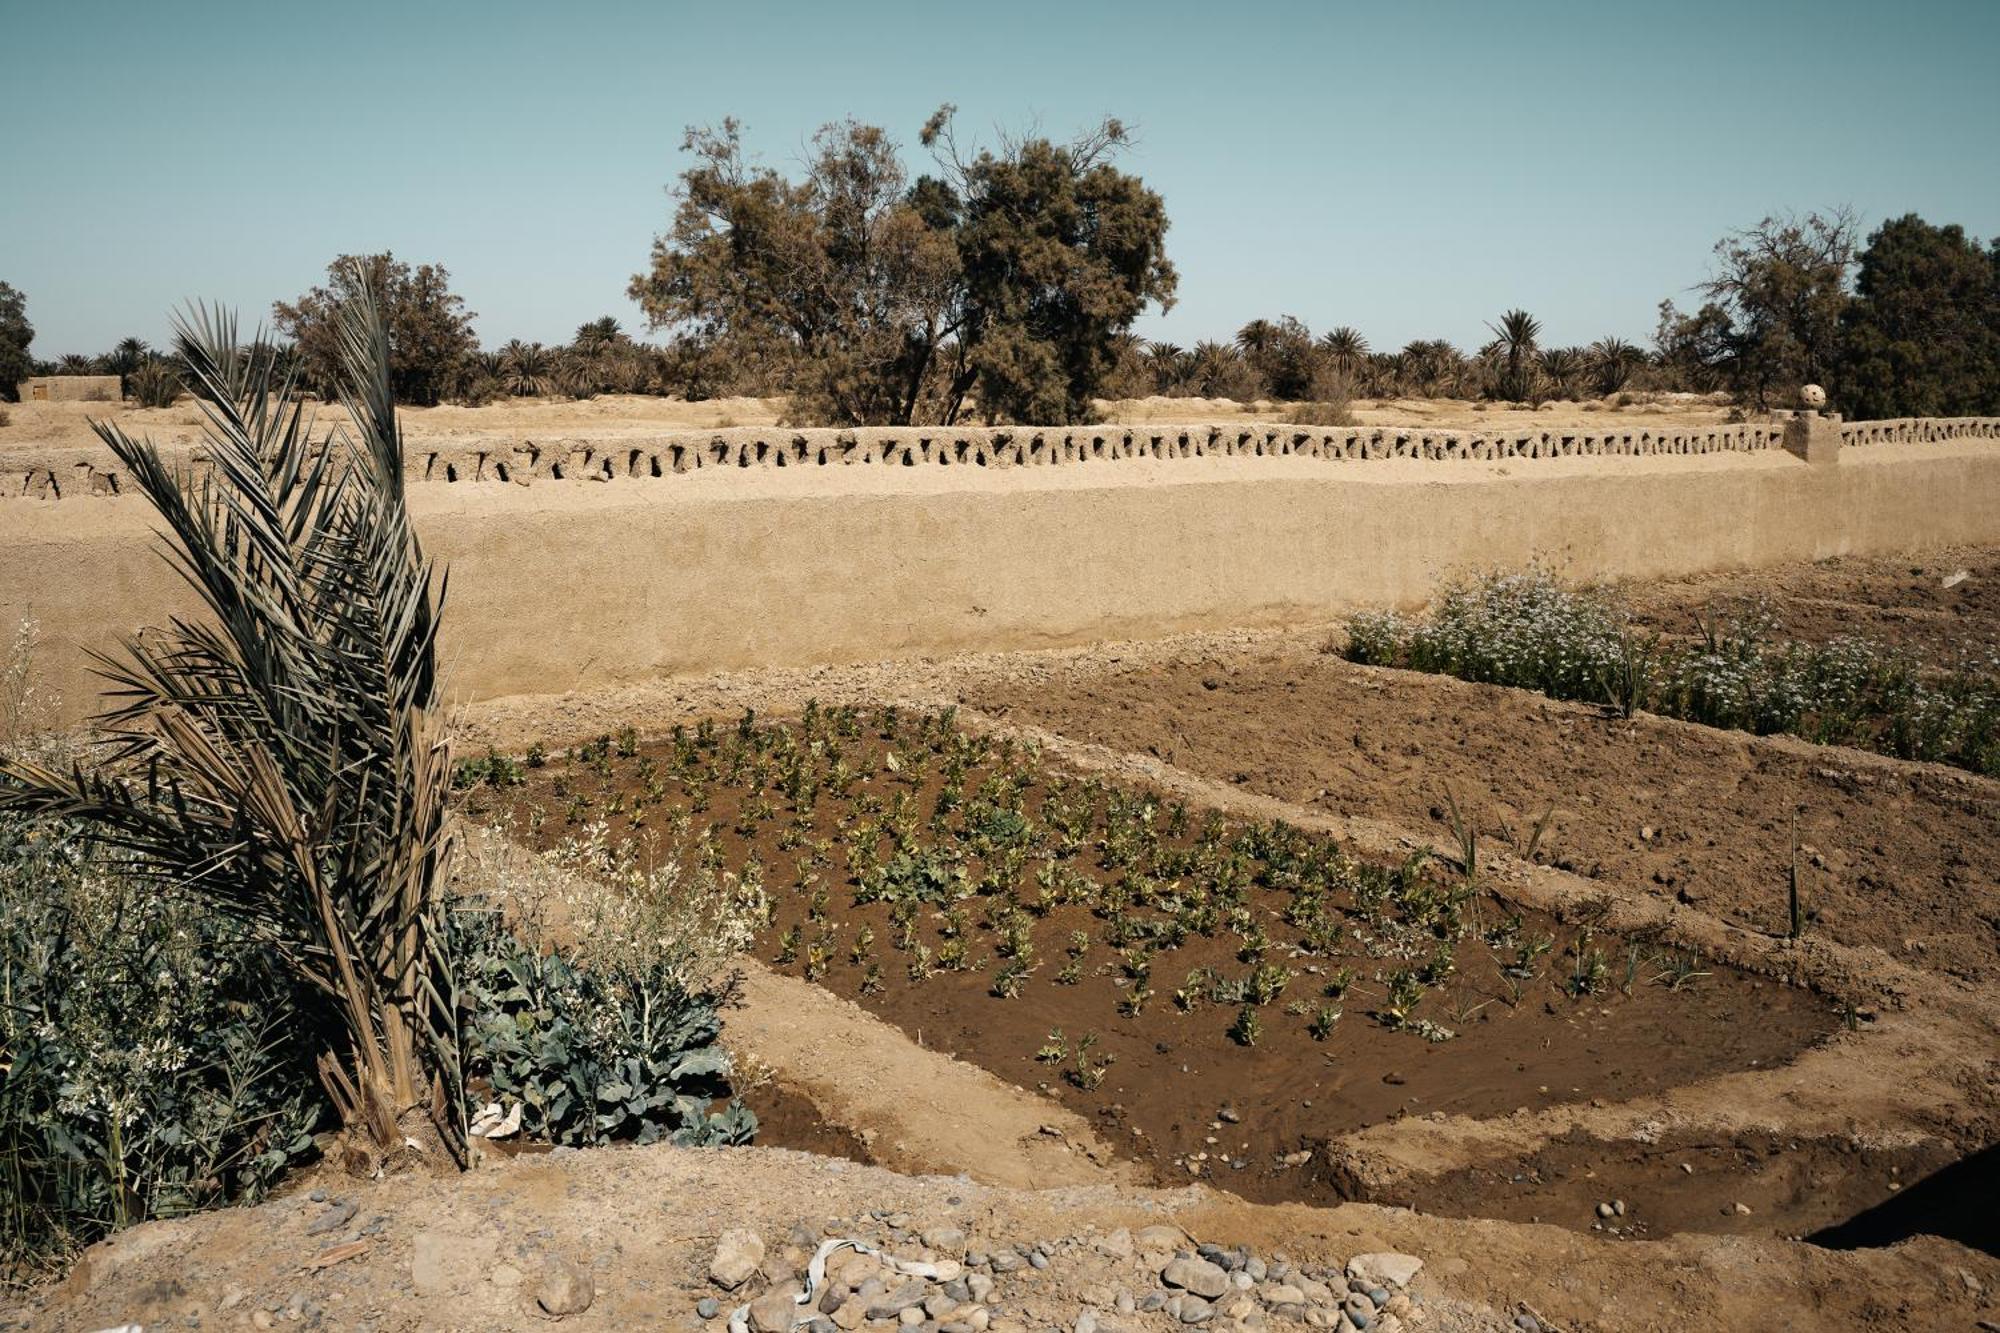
[476,708,1834,1216]
[738,1079,876,1167]
[1354,1125,1970,1245]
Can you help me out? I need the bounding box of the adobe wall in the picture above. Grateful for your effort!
[3,428,1996,728]
[15,375,122,405]
[8,416,1996,500]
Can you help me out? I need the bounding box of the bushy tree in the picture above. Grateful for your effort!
[928,107,1177,423]
[629,119,963,424]
[1657,210,1857,406]
[274,253,479,406]
[0,282,30,401]
[1836,214,2000,419]
[630,110,1175,426]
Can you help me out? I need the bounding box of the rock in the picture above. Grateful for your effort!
[1343,1255,1422,1291]
[1139,1291,1170,1313]
[490,1263,524,1289]
[1732,1202,1753,1216]
[1178,1297,1213,1325]
[1028,1250,1050,1271]
[832,1295,871,1330]
[1097,1229,1134,1260]
[1303,1310,1336,1329]
[1076,1312,1099,1333]
[926,1227,968,1253]
[699,1298,724,1320]
[932,1261,966,1285]
[805,1320,838,1333]
[534,1254,595,1318]
[1218,1294,1259,1321]
[867,1280,930,1320]
[1230,1272,1255,1292]
[1243,1258,1267,1283]
[305,1199,357,1236]
[1218,1107,1241,1123]
[1295,1280,1334,1306]
[924,1292,957,1319]
[968,1275,996,1304]
[990,1253,1026,1275]
[713,1230,767,1291]
[1135,1226,1182,1252]
[899,1308,926,1327]
[1261,1286,1306,1307]
[1513,1317,1542,1333]
[1115,1292,1136,1315]
[749,1286,802,1333]
[942,1280,970,1304]
[1163,1258,1230,1300]
[1595,1202,1614,1219]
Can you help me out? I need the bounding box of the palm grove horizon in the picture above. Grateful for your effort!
[3,108,1998,424]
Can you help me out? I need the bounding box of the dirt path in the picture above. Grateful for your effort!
[15,1142,1992,1333]
[729,959,1141,1190]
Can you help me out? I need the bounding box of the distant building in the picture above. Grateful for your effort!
[17,375,122,403]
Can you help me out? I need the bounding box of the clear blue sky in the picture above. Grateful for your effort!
[3,0,1996,358]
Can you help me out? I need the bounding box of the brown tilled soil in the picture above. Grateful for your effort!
[486,727,1836,1229]
[1614,545,2000,668]
[958,650,1999,987]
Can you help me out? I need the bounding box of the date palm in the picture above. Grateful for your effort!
[1317,326,1368,372]
[500,339,554,397]
[1486,308,1542,401]
[1588,336,1642,396]
[0,266,465,1164]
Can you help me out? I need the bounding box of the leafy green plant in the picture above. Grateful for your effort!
[1066,1032,1111,1090]
[1227,1004,1262,1047]
[449,905,753,1148]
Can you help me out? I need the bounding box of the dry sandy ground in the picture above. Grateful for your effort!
[23,1142,1992,1333]
[0,392,1744,455]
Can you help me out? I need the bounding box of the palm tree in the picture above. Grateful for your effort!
[572,317,625,355]
[1234,319,1279,360]
[1588,336,1643,396]
[1486,309,1542,401]
[1145,341,1186,393]
[0,269,465,1164]
[1317,326,1369,371]
[500,340,555,397]
[1538,347,1587,401]
[56,352,98,375]
[1188,340,1245,398]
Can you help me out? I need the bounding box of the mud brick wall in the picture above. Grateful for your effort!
[6,425,1999,726]
[10,417,1996,501]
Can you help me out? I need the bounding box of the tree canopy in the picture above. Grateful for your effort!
[1836,214,2000,419]
[1654,210,1858,408]
[0,282,33,401]
[628,109,1175,425]
[274,254,478,406]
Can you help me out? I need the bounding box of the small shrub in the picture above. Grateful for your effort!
[450,905,754,1147]
[129,359,180,408]
[0,816,322,1277]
